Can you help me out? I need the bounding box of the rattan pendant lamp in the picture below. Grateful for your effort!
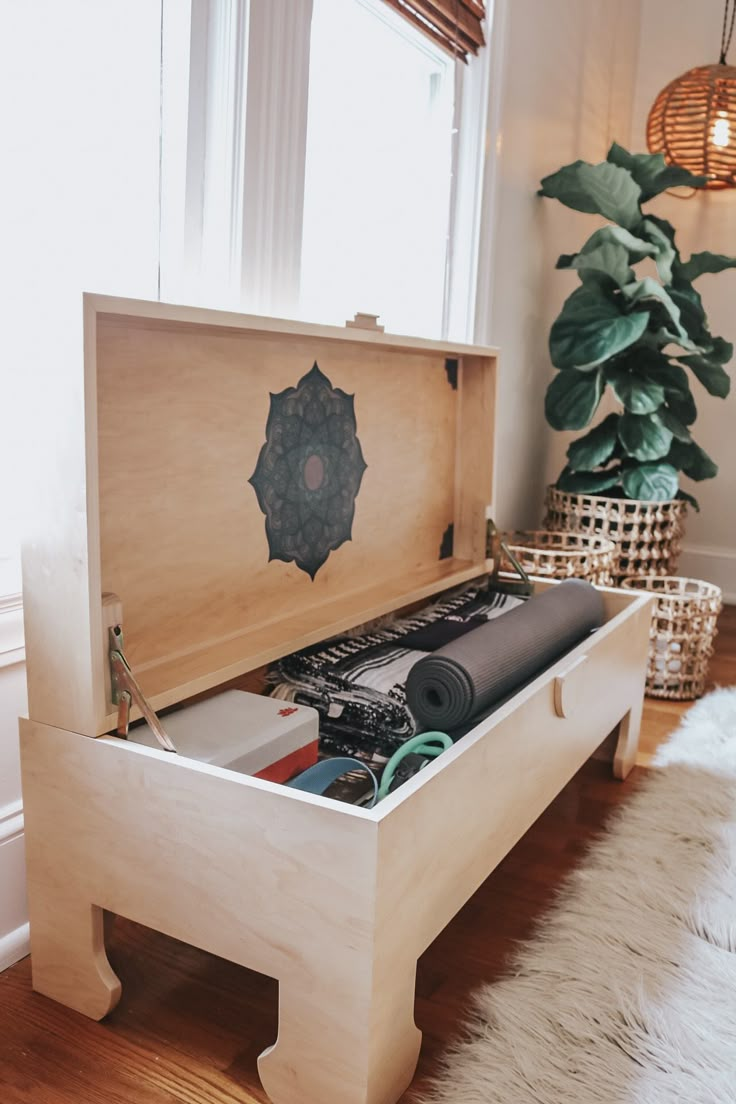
[647,0,736,188]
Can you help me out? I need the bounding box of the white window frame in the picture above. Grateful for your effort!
[161,0,502,342]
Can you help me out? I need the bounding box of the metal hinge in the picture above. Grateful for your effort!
[108,625,177,753]
[486,518,534,597]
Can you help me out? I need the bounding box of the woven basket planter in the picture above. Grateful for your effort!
[621,576,723,700]
[500,530,616,586]
[543,486,688,584]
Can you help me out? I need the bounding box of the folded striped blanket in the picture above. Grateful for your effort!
[269,585,523,761]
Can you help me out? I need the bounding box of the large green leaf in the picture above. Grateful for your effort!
[605,363,665,413]
[657,405,692,442]
[549,286,649,370]
[640,219,676,284]
[645,165,709,196]
[557,467,622,494]
[618,411,673,461]
[607,143,707,200]
[638,356,690,395]
[557,226,656,271]
[621,278,685,340]
[702,336,733,364]
[668,440,718,480]
[569,242,634,288]
[539,159,642,229]
[622,462,679,501]
[688,443,718,480]
[640,326,699,354]
[677,251,736,283]
[604,341,698,423]
[643,214,677,247]
[668,284,708,345]
[681,357,731,398]
[676,489,700,512]
[566,413,620,469]
[666,387,697,426]
[678,336,733,395]
[545,368,604,430]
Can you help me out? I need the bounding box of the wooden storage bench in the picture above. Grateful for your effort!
[19,296,652,1104]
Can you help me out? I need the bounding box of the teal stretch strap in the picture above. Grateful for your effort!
[377,731,452,800]
[287,757,379,808]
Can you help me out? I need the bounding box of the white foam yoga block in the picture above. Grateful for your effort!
[129,690,319,781]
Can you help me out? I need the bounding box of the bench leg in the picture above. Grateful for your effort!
[258,954,421,1104]
[28,895,122,1020]
[613,700,642,780]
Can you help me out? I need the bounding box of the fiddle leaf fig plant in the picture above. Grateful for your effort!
[540,143,736,506]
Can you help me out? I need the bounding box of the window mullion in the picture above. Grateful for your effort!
[470,0,505,346]
[162,0,250,307]
[443,1,496,343]
[239,0,314,317]
[200,0,249,299]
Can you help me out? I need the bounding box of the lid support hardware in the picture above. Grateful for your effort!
[486,518,534,597]
[108,625,177,753]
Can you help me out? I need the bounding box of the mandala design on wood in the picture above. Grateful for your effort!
[249,362,367,579]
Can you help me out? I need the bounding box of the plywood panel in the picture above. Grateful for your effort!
[374,587,653,955]
[94,308,495,721]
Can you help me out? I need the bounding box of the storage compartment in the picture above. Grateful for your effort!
[20,296,653,1104]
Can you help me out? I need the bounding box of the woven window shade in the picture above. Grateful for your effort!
[647,63,736,189]
[383,0,486,62]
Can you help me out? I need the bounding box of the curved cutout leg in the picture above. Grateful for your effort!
[28,896,121,1020]
[614,701,642,780]
[259,956,421,1104]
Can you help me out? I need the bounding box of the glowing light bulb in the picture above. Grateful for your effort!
[712,111,731,148]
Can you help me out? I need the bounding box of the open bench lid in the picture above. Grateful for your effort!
[23,295,497,737]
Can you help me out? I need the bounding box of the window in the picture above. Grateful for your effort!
[2,0,497,611]
[162,0,495,341]
[300,0,455,336]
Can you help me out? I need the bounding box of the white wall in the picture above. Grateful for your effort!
[488,0,643,528]
[631,0,736,597]
[0,0,161,970]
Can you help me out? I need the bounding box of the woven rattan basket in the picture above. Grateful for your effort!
[544,486,688,584]
[621,576,723,700]
[647,64,736,190]
[500,530,616,586]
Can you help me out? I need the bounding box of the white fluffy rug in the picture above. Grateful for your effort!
[419,688,736,1104]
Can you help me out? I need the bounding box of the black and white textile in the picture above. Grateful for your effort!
[268,585,524,761]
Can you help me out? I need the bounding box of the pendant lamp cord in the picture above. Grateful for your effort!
[720,0,736,64]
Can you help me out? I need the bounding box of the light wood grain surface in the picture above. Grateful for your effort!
[19,581,651,1104]
[23,296,497,737]
[5,614,732,1104]
[17,294,658,1104]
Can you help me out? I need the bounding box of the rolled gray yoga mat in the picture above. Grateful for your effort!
[405,579,605,730]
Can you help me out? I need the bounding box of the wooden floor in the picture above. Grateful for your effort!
[2,605,735,1104]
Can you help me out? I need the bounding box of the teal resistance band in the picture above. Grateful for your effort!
[287,733,452,807]
[376,731,452,801]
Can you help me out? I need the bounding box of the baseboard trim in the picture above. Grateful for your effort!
[678,544,736,604]
[0,922,30,972]
[0,800,24,845]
